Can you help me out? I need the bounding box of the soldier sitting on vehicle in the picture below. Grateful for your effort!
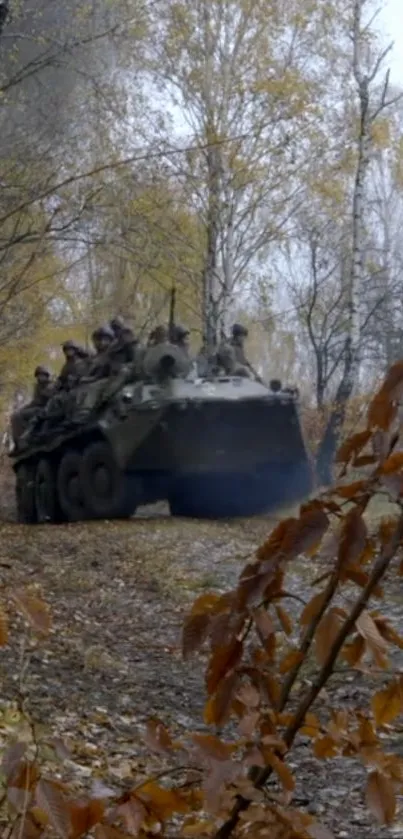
[216,324,251,377]
[11,366,53,445]
[147,325,168,347]
[55,340,85,391]
[172,324,191,358]
[87,325,115,378]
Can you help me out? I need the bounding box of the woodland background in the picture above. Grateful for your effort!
[1,0,403,475]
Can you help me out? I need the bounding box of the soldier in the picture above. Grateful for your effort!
[110,324,138,365]
[32,366,53,406]
[230,323,249,366]
[148,325,168,347]
[11,366,53,445]
[172,324,190,358]
[110,315,126,338]
[88,325,115,378]
[56,340,82,390]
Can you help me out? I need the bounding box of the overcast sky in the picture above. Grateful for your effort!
[381,0,403,83]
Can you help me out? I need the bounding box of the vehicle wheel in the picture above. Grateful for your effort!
[80,441,133,519]
[57,451,87,522]
[15,463,37,524]
[34,458,63,524]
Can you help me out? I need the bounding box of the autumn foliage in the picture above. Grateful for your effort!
[3,361,403,837]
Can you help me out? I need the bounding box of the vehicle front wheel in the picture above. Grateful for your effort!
[80,441,134,519]
[57,450,88,522]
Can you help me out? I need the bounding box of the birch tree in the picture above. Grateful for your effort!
[147,0,345,347]
[315,0,403,484]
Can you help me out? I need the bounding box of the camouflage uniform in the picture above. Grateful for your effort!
[88,325,115,378]
[148,325,168,347]
[215,324,251,377]
[172,324,190,358]
[11,366,53,444]
[56,340,83,390]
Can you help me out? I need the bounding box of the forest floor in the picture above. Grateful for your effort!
[0,465,402,838]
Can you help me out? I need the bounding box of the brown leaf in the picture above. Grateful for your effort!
[35,780,71,839]
[2,743,26,783]
[237,683,260,709]
[379,516,398,549]
[0,603,8,646]
[280,508,329,559]
[333,480,369,499]
[300,592,327,627]
[341,635,365,666]
[264,751,295,791]
[206,638,243,695]
[356,611,388,658]
[380,360,403,399]
[279,649,304,674]
[365,770,396,824]
[117,798,147,834]
[10,761,40,791]
[300,714,321,738]
[275,605,292,636]
[238,710,260,737]
[256,518,297,561]
[252,607,274,641]
[137,783,189,820]
[264,675,280,708]
[182,613,210,659]
[353,455,376,467]
[374,617,403,649]
[371,682,403,727]
[145,718,173,754]
[12,590,51,635]
[191,733,233,762]
[313,736,338,759]
[336,430,372,465]
[203,672,238,726]
[190,592,222,616]
[70,800,105,839]
[315,608,343,666]
[380,451,403,474]
[367,388,398,431]
[338,508,367,569]
[9,814,43,839]
[357,717,377,747]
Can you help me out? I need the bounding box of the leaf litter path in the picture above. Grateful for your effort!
[0,510,402,838]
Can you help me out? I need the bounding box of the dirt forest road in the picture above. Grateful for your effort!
[0,487,402,838]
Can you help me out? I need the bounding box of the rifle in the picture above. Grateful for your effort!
[168,284,176,342]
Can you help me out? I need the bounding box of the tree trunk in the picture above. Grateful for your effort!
[316,0,369,486]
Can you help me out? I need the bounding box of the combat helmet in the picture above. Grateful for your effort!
[62,339,80,353]
[92,324,114,341]
[173,324,190,342]
[110,315,125,335]
[231,323,248,338]
[34,365,51,378]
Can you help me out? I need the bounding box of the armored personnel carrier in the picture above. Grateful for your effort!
[9,343,313,523]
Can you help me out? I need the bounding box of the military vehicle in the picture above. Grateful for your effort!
[9,342,313,524]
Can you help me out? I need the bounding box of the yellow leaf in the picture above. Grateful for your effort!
[365,770,396,824]
[371,682,403,727]
[279,649,304,674]
[313,736,338,759]
[275,605,292,636]
[12,590,51,635]
[300,591,327,626]
[315,609,343,666]
[0,604,8,646]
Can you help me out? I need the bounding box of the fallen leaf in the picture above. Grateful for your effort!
[365,770,396,824]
